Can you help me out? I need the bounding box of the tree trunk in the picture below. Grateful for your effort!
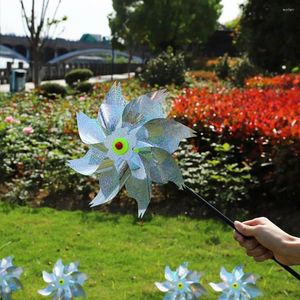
[127,53,132,79]
[32,48,42,87]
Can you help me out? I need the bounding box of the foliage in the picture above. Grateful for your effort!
[110,0,222,53]
[186,71,217,82]
[40,83,67,98]
[245,74,300,89]
[0,96,95,205]
[171,82,300,210]
[141,50,186,86]
[108,0,140,62]
[171,85,300,140]
[239,0,300,72]
[225,16,241,30]
[65,69,94,87]
[229,56,258,86]
[0,79,179,205]
[215,53,230,79]
[176,143,256,214]
[75,81,94,94]
[1,75,299,216]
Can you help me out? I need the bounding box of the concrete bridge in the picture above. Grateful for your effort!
[0,34,113,62]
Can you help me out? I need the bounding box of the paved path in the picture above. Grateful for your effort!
[0,72,135,93]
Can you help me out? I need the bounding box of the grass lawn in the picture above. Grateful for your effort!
[0,204,299,299]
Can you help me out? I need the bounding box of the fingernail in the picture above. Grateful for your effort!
[234,221,243,228]
[234,221,239,228]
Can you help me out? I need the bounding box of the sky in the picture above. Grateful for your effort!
[0,0,244,41]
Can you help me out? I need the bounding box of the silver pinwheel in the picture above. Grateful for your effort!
[0,256,23,300]
[209,265,261,300]
[38,259,87,300]
[68,83,195,217]
[155,262,206,299]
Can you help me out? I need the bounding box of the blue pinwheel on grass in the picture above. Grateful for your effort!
[209,265,261,300]
[0,256,23,300]
[67,83,195,217]
[38,259,87,300]
[155,262,206,299]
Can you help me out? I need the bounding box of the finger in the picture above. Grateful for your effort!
[233,231,245,242]
[240,238,259,251]
[243,217,268,226]
[254,251,273,262]
[247,245,269,257]
[234,231,259,249]
[234,221,256,237]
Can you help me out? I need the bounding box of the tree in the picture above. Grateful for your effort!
[110,0,222,54]
[239,0,300,72]
[19,0,67,86]
[109,0,142,77]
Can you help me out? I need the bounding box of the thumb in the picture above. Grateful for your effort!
[234,221,255,237]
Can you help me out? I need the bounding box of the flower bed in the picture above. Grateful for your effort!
[0,80,150,205]
[1,75,299,215]
[245,74,300,89]
[171,87,300,140]
[171,82,300,212]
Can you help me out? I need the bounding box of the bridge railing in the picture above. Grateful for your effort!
[0,62,142,84]
[42,62,141,81]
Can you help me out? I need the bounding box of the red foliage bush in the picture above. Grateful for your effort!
[245,74,300,89]
[171,87,300,141]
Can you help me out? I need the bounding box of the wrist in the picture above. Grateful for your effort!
[283,236,300,256]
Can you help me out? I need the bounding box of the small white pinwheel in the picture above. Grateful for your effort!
[68,83,195,217]
[0,256,23,300]
[209,265,261,300]
[38,259,87,300]
[155,262,206,299]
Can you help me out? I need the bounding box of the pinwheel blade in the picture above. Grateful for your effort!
[77,112,106,145]
[122,90,167,129]
[137,118,196,153]
[140,147,184,188]
[98,83,127,132]
[67,148,106,176]
[125,174,152,217]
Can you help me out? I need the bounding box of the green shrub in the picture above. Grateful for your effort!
[0,80,166,207]
[141,49,186,86]
[40,83,67,98]
[215,53,230,79]
[65,68,93,87]
[230,56,258,86]
[76,81,94,94]
[176,142,256,215]
[0,112,96,206]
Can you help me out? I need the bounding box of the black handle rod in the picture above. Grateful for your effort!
[183,184,300,281]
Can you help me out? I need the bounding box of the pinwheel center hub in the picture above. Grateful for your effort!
[232,282,239,289]
[115,142,123,150]
[112,138,129,155]
[59,278,65,285]
[177,282,184,289]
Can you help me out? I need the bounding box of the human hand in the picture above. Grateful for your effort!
[233,217,300,266]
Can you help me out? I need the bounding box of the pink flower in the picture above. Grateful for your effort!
[5,116,14,123]
[23,126,34,135]
[79,96,86,101]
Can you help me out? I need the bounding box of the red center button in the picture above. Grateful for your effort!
[115,142,123,150]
